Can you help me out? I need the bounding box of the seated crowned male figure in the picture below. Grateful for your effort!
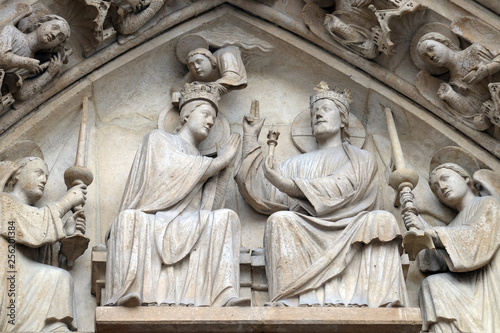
[236,82,409,307]
[105,82,249,307]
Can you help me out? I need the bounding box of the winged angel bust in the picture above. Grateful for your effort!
[412,18,500,131]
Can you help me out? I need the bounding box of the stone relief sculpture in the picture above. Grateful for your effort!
[412,18,500,131]
[0,3,71,114]
[236,82,409,307]
[0,140,87,332]
[302,0,421,59]
[108,0,173,36]
[105,82,250,307]
[164,25,271,155]
[171,35,248,105]
[402,147,500,332]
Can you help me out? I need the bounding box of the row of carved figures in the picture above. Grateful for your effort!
[2,0,500,136]
[1,78,500,332]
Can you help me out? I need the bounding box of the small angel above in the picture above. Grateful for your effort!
[170,34,248,105]
[412,18,500,131]
[0,3,71,114]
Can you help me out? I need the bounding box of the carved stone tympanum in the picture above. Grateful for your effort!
[105,82,249,307]
[236,82,409,307]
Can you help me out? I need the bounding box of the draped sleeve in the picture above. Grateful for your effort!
[119,129,213,213]
[290,144,378,219]
[0,194,66,247]
[434,196,500,272]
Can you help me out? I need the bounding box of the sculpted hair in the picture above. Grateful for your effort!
[429,163,478,195]
[5,157,47,192]
[24,15,71,38]
[187,48,217,68]
[311,98,351,144]
[417,32,460,53]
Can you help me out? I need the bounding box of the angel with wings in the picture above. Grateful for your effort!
[414,18,500,131]
[402,146,500,332]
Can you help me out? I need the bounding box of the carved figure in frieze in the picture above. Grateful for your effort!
[302,0,421,59]
[0,141,87,332]
[105,82,250,307]
[236,82,409,307]
[171,34,248,105]
[109,0,172,35]
[413,18,500,130]
[0,7,70,111]
[402,147,500,332]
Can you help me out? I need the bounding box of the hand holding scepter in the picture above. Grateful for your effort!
[384,106,434,260]
[267,125,280,168]
[60,96,94,262]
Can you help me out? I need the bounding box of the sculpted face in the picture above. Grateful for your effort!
[311,99,342,141]
[430,167,471,209]
[418,40,450,67]
[187,54,214,80]
[14,159,48,204]
[37,20,69,49]
[185,102,216,142]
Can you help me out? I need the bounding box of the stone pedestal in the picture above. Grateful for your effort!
[95,307,422,333]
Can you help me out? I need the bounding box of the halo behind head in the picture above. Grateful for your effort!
[410,22,460,75]
[176,35,210,64]
[429,146,480,178]
[0,140,44,162]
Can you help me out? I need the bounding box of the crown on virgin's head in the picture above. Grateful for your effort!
[310,81,352,109]
[178,82,221,111]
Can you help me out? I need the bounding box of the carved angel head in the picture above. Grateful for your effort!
[417,32,460,68]
[186,48,217,80]
[5,157,48,205]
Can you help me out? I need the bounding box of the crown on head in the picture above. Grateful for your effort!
[310,81,352,109]
[178,82,221,111]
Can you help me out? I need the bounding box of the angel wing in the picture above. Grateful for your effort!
[0,1,32,29]
[474,169,500,201]
[451,16,500,58]
[194,23,274,54]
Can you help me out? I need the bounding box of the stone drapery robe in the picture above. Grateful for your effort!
[237,142,409,307]
[0,193,76,332]
[105,129,241,306]
[418,196,500,332]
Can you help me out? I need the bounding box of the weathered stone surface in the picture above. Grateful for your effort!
[95,306,422,333]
